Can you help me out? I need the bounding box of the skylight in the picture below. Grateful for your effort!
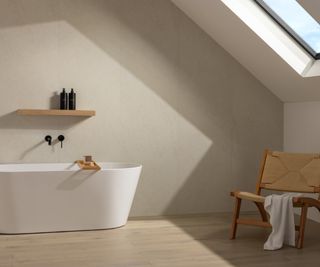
[255,0,320,59]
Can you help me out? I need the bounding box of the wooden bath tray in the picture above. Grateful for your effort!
[76,160,101,171]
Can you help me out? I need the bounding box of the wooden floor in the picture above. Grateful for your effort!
[0,212,320,267]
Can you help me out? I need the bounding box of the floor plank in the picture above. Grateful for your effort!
[0,212,319,266]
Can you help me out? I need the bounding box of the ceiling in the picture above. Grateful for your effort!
[172,0,320,102]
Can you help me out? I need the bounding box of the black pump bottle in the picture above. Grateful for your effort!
[60,88,68,110]
[69,88,76,110]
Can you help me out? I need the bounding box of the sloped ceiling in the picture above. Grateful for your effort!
[172,0,320,102]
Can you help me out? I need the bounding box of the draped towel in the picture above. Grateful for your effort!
[264,193,299,250]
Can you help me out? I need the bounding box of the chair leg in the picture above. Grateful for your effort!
[230,197,242,240]
[296,205,308,249]
[254,202,268,222]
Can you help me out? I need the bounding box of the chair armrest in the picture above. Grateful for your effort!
[231,191,265,203]
[293,197,320,210]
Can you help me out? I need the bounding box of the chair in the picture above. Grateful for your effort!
[230,149,320,248]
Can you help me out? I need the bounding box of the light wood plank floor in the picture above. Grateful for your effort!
[0,213,320,267]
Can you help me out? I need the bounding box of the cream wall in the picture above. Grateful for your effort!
[0,0,283,216]
[284,102,320,222]
[284,102,320,153]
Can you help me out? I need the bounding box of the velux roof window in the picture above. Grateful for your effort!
[255,0,320,59]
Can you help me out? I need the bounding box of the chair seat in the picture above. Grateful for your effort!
[232,191,320,206]
[232,191,265,203]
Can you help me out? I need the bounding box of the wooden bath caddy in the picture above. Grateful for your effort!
[76,160,101,171]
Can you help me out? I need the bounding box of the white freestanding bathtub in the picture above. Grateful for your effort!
[0,162,142,234]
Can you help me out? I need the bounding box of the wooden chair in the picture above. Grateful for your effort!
[230,149,320,248]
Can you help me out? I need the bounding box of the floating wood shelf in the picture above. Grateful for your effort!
[16,109,95,117]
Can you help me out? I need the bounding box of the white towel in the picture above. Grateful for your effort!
[263,193,298,250]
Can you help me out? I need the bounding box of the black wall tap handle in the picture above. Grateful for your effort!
[58,135,65,148]
[45,135,52,146]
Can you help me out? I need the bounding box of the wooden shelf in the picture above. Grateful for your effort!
[16,109,95,117]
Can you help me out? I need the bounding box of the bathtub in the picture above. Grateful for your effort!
[0,162,142,234]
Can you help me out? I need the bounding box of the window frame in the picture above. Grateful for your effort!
[255,0,320,59]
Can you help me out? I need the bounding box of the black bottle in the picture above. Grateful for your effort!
[69,88,76,110]
[60,88,68,110]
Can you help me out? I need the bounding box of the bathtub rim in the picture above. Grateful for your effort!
[0,162,142,173]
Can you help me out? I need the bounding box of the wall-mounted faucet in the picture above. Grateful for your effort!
[45,135,65,148]
[58,135,65,148]
[45,135,52,146]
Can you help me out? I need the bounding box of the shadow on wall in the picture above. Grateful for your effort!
[50,92,60,109]
[0,110,88,160]
[163,146,272,215]
[20,140,45,160]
